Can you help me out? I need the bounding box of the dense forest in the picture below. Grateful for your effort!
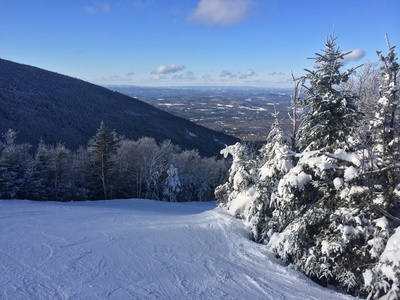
[216,35,400,299]
[0,123,227,202]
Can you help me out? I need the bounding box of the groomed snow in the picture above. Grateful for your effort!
[0,199,357,300]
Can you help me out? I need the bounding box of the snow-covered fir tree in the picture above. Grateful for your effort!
[216,35,400,299]
[268,36,399,298]
[0,129,32,199]
[360,35,400,299]
[297,35,361,152]
[250,112,294,242]
[163,164,181,202]
[266,37,364,291]
[369,35,400,209]
[215,142,258,219]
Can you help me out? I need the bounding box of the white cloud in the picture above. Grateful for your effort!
[342,49,366,64]
[220,70,237,78]
[152,64,185,74]
[239,69,255,79]
[188,0,252,26]
[84,3,110,14]
[127,72,135,77]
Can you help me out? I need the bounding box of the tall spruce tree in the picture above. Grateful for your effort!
[297,35,361,152]
[88,122,120,200]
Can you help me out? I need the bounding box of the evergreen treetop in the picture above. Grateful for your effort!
[297,35,362,152]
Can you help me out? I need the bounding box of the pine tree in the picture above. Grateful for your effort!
[214,35,400,298]
[88,122,120,200]
[250,112,293,242]
[215,142,258,218]
[265,36,375,296]
[297,35,361,152]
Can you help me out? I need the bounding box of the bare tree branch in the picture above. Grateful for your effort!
[372,204,400,224]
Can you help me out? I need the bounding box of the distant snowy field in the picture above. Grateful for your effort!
[0,199,357,299]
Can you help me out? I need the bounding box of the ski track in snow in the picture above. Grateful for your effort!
[0,199,358,300]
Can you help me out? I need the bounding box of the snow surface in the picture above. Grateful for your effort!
[227,185,258,217]
[380,226,400,268]
[0,199,358,300]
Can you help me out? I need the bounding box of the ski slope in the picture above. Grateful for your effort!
[0,199,357,299]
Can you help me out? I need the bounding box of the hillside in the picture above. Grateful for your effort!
[0,59,238,157]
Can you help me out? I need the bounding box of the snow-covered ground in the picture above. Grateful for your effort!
[0,199,357,300]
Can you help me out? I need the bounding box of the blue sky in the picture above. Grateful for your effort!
[1,0,399,87]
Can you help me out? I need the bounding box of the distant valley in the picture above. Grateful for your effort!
[109,86,293,142]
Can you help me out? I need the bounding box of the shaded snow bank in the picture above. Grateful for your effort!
[0,199,357,300]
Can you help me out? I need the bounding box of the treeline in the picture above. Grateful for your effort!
[0,122,227,202]
[216,35,400,299]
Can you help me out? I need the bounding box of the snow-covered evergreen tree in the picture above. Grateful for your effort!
[0,129,32,199]
[267,36,394,297]
[297,35,361,152]
[358,35,400,299]
[269,37,400,298]
[250,113,294,242]
[215,35,400,298]
[215,142,258,219]
[369,35,400,210]
[364,224,400,299]
[163,164,181,202]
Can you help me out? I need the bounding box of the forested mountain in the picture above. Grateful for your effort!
[0,58,238,157]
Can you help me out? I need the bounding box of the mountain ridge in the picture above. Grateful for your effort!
[0,58,238,157]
